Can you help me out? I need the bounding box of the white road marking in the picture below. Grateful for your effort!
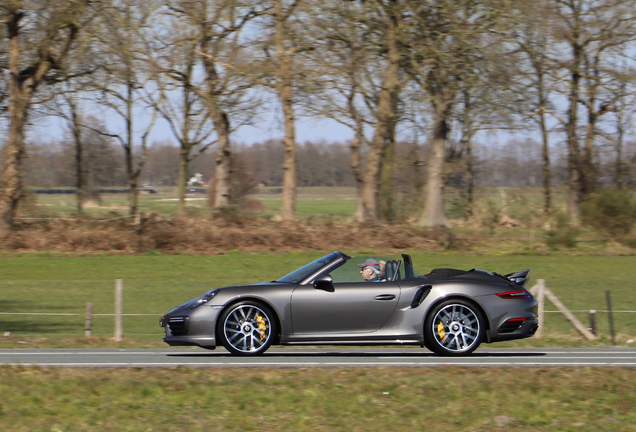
[379,356,636,359]
[3,362,636,367]
[1,350,635,356]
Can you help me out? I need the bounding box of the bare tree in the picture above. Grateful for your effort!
[607,59,636,189]
[147,37,216,214]
[505,0,560,216]
[406,0,505,227]
[302,0,406,222]
[0,0,95,233]
[91,0,159,217]
[551,0,636,225]
[58,92,89,213]
[255,0,306,222]
[45,66,100,213]
[193,0,306,221]
[157,0,262,212]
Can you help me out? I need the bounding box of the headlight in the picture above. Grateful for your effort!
[187,289,219,310]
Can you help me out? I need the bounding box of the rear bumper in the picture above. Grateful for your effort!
[490,317,539,343]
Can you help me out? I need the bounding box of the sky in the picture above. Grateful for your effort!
[36,104,357,147]
[29,92,633,154]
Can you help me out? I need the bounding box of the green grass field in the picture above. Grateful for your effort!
[0,366,635,431]
[26,186,572,222]
[1,253,635,346]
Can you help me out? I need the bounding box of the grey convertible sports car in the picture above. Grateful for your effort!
[160,251,538,356]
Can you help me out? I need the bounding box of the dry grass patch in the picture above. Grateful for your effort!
[1,216,457,254]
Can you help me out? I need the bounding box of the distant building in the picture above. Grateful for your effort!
[188,173,204,187]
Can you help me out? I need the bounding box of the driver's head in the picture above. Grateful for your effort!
[358,258,380,281]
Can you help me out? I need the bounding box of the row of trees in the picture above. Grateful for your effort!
[21,135,636,192]
[2,0,636,234]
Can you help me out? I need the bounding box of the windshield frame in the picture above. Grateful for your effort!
[276,252,349,285]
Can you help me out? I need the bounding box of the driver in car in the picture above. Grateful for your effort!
[358,259,385,282]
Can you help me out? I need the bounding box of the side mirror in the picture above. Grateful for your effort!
[313,273,333,290]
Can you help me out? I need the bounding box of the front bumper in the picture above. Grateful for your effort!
[160,305,221,349]
[163,335,217,348]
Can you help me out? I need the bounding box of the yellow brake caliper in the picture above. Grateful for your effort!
[256,315,267,341]
[437,320,446,340]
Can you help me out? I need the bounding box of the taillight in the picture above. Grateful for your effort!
[497,289,532,299]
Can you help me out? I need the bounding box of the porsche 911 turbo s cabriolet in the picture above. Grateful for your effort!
[160,252,538,356]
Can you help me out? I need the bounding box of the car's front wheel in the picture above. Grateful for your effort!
[218,301,277,356]
[424,299,484,356]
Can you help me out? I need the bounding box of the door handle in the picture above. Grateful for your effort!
[374,294,396,301]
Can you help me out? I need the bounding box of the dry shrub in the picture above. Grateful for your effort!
[0,215,460,254]
[241,199,266,212]
[581,189,636,239]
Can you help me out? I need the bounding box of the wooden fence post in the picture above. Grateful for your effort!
[544,286,596,340]
[115,279,123,341]
[85,302,93,337]
[606,290,616,345]
[536,279,545,339]
[529,280,596,340]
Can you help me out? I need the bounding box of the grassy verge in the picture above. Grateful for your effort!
[1,366,635,431]
[0,253,635,347]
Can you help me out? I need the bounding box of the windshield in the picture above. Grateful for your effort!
[277,252,344,284]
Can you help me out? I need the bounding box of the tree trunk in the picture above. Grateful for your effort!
[581,109,597,198]
[0,97,27,234]
[465,137,474,218]
[125,145,140,217]
[348,85,365,223]
[378,120,397,221]
[280,88,297,222]
[125,83,139,218]
[0,4,84,233]
[128,181,138,218]
[69,102,85,215]
[539,111,551,216]
[275,0,297,223]
[200,37,232,209]
[566,50,582,226]
[616,109,624,189]
[419,108,449,227]
[212,111,232,208]
[0,14,31,234]
[177,150,188,214]
[74,126,85,214]
[360,9,400,222]
[349,133,365,223]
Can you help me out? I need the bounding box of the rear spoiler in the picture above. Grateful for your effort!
[505,269,531,286]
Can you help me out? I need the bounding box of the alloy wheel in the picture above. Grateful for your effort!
[429,302,482,355]
[222,303,273,355]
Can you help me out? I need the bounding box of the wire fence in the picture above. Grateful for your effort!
[1,278,635,341]
[1,310,635,340]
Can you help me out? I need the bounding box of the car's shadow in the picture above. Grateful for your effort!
[167,351,547,358]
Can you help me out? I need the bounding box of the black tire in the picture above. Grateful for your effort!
[424,299,484,356]
[218,301,277,356]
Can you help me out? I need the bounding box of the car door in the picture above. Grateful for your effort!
[290,280,401,334]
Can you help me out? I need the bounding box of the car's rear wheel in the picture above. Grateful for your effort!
[219,301,276,356]
[424,299,484,356]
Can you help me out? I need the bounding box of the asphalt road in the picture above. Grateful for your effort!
[1,347,635,367]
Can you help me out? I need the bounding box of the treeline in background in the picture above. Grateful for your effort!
[22,135,636,190]
[2,0,636,235]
